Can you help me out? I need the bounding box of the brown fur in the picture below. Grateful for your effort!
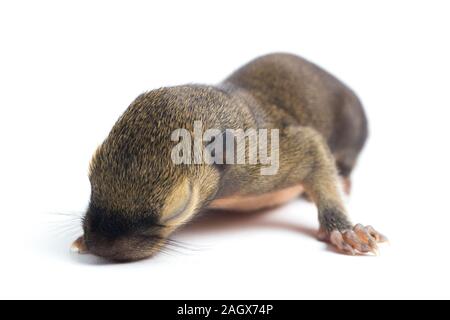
[76,53,374,261]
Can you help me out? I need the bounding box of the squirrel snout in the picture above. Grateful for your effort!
[71,236,88,254]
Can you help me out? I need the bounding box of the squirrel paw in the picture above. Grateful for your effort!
[319,224,388,256]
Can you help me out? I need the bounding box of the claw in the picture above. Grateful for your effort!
[330,231,355,255]
[343,230,371,253]
[366,225,389,243]
[353,224,378,251]
[326,224,386,256]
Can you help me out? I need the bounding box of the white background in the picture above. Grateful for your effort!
[1,0,449,300]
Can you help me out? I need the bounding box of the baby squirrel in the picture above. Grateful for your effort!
[72,53,386,261]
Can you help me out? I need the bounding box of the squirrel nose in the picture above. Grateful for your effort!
[71,236,89,254]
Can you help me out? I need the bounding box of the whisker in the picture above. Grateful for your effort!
[42,211,84,239]
[47,223,83,237]
[46,221,81,230]
[51,227,82,236]
[44,212,84,218]
[164,238,206,251]
[45,218,82,225]
[153,243,183,256]
[50,230,82,240]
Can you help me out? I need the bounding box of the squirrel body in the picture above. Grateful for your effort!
[73,53,386,261]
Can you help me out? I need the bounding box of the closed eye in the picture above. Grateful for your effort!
[161,182,192,223]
